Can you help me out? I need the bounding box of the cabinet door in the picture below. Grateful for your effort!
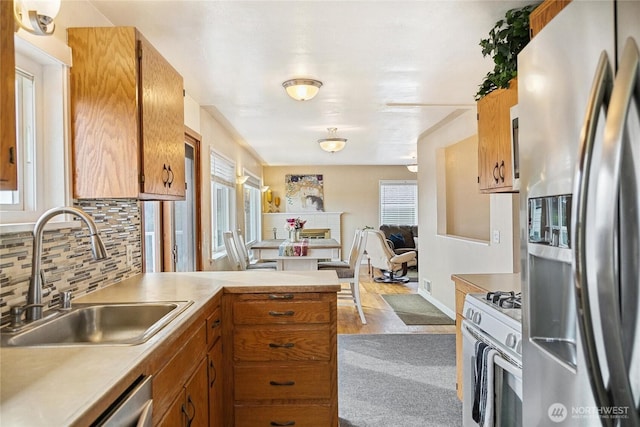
[186,358,209,427]
[68,27,140,199]
[477,92,501,191]
[208,339,223,427]
[138,34,185,199]
[0,0,17,191]
[158,391,188,427]
[494,80,518,190]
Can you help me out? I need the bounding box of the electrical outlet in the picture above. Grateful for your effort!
[492,230,501,244]
[126,246,134,266]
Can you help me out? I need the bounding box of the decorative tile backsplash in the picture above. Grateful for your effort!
[0,199,142,325]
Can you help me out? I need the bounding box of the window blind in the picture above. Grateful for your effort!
[380,180,418,225]
[210,151,235,187]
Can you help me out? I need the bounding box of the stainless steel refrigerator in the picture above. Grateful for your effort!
[519,0,639,426]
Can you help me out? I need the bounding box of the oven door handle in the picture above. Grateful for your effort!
[493,353,522,378]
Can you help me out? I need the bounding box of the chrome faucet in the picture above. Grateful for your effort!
[26,206,108,322]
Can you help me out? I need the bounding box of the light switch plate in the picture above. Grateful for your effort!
[492,230,501,244]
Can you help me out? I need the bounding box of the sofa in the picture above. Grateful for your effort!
[379,224,418,258]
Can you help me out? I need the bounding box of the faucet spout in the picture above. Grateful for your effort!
[27,206,108,322]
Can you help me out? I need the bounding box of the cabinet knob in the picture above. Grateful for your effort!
[270,422,296,426]
[269,380,295,386]
[269,342,295,349]
[167,165,174,188]
[499,160,505,182]
[493,162,500,183]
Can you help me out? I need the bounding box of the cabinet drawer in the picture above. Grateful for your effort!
[207,307,222,348]
[234,364,332,400]
[233,300,330,325]
[234,328,330,361]
[234,404,332,427]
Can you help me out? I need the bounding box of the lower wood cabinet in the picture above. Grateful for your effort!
[208,332,223,426]
[159,358,209,427]
[223,291,339,426]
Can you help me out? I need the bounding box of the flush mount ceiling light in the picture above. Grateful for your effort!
[407,164,418,173]
[282,78,323,101]
[318,127,347,153]
[14,0,60,36]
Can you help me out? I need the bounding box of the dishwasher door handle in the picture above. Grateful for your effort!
[136,400,153,427]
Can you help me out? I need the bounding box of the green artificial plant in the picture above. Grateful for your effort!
[475,3,539,100]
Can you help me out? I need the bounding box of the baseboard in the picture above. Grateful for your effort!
[417,289,456,320]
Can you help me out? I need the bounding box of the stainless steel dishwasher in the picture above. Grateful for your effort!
[93,375,153,427]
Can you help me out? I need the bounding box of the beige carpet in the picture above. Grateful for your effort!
[381,294,455,325]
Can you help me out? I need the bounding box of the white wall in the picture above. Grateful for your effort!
[417,109,520,313]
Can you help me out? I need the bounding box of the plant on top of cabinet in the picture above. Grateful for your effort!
[68,27,185,200]
[475,4,537,100]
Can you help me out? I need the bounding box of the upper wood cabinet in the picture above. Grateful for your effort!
[477,78,518,193]
[68,27,185,200]
[1,0,17,191]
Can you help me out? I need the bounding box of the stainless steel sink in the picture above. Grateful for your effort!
[1,301,193,347]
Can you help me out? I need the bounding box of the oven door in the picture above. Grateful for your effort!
[462,320,523,427]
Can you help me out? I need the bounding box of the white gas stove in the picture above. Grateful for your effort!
[463,291,523,364]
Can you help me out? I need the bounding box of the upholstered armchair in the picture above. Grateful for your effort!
[379,224,418,256]
[364,229,416,283]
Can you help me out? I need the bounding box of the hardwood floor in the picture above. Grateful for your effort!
[337,271,456,335]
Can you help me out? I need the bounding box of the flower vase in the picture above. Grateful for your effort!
[289,230,299,242]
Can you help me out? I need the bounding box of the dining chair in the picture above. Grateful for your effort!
[224,231,277,271]
[318,228,367,324]
[233,228,277,269]
[223,231,243,271]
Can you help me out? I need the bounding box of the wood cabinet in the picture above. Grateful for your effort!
[529,0,572,38]
[477,78,518,193]
[0,0,17,191]
[223,291,339,426]
[155,322,208,425]
[68,27,185,200]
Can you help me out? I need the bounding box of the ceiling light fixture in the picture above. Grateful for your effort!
[282,78,323,101]
[407,164,418,173]
[14,0,60,36]
[318,127,347,153]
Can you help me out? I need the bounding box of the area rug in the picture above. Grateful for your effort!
[381,294,455,325]
[338,333,461,427]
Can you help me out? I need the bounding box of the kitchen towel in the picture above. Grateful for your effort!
[472,342,497,427]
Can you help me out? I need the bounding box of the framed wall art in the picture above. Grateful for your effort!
[285,174,324,212]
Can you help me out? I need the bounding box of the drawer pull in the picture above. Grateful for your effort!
[268,294,294,300]
[269,342,295,349]
[269,380,295,386]
[210,319,221,329]
[270,422,296,426]
[268,310,295,317]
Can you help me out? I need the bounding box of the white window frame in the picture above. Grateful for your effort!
[379,180,418,226]
[210,150,236,256]
[242,170,261,246]
[0,34,73,231]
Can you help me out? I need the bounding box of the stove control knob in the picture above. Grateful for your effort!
[506,333,517,348]
[466,308,474,319]
[472,312,481,324]
[516,340,522,355]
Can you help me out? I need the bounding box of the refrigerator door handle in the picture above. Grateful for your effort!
[571,50,614,422]
[596,37,640,426]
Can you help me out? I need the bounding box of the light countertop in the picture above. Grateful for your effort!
[0,270,340,427]
[451,272,521,293]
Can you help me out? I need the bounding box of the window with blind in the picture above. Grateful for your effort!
[243,172,261,245]
[379,180,418,225]
[210,151,236,254]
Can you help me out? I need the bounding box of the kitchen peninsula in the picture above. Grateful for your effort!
[0,271,340,426]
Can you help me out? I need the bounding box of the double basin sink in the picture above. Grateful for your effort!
[1,301,193,347]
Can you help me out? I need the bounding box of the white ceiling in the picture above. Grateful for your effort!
[85,0,530,166]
